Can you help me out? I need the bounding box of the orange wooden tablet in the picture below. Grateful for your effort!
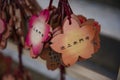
[50,15,100,66]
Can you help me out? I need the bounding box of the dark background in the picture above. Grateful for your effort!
[90,0,120,8]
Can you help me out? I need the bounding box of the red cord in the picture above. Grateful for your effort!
[18,42,24,73]
[60,65,66,80]
[48,0,53,10]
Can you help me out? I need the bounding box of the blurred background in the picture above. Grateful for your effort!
[1,0,120,80]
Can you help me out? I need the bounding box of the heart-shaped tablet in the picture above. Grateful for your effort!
[40,45,61,70]
[25,9,51,58]
[50,14,100,66]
